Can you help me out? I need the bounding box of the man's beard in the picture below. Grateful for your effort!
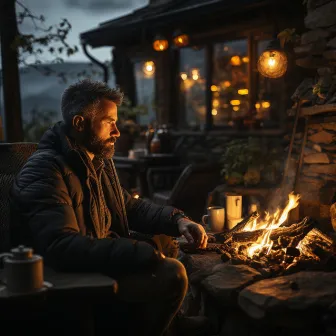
[83,129,116,160]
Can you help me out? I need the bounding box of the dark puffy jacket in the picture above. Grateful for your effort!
[10,122,181,275]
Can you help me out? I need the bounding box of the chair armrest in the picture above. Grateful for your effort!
[146,166,185,199]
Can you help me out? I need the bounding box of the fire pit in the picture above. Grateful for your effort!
[179,193,336,336]
[182,193,336,276]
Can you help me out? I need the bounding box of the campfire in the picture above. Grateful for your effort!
[182,193,336,277]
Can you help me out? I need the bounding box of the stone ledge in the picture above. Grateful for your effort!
[239,271,336,324]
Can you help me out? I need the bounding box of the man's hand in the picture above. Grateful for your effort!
[177,218,208,249]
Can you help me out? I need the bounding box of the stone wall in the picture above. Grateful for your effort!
[287,0,336,230]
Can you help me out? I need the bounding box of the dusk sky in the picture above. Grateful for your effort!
[17,0,149,64]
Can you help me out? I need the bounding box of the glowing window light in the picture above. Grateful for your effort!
[224,81,231,87]
[233,106,240,111]
[230,100,241,106]
[191,68,199,81]
[180,72,188,80]
[255,103,261,109]
[230,55,241,66]
[261,101,271,108]
[211,109,218,116]
[212,99,219,107]
[211,85,218,92]
[242,56,249,63]
[238,89,249,95]
[143,61,155,77]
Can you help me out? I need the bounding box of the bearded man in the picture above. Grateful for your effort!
[9,79,210,335]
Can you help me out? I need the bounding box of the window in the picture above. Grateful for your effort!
[135,61,156,125]
[179,47,206,129]
[212,39,249,127]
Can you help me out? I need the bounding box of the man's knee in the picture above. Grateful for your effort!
[159,258,188,293]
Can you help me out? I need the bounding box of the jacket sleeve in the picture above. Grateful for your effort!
[10,158,161,274]
[123,189,182,237]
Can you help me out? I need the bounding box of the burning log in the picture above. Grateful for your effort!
[230,217,315,245]
[270,217,315,241]
[214,211,259,243]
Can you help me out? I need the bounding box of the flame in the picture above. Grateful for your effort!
[244,192,300,258]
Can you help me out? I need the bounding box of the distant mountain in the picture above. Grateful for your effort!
[17,61,115,123]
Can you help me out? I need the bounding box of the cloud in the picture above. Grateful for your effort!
[63,0,148,12]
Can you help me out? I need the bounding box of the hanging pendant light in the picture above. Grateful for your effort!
[153,34,169,51]
[172,29,189,48]
[257,39,288,78]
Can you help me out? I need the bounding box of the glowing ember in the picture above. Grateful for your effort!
[243,192,300,258]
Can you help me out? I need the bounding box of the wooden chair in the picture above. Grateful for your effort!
[0,143,117,335]
[147,162,222,222]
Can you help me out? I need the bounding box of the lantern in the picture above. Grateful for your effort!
[153,34,168,51]
[257,39,287,78]
[173,29,189,47]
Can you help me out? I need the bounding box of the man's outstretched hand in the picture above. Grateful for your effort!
[177,218,208,249]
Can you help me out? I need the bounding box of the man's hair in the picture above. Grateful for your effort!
[61,79,124,127]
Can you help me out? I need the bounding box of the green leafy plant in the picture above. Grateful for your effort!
[220,138,284,186]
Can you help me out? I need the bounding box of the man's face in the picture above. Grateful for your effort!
[83,99,120,159]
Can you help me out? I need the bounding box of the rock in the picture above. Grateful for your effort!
[309,123,323,132]
[301,29,330,45]
[302,171,320,178]
[306,0,334,11]
[319,186,336,203]
[179,251,222,276]
[323,122,336,132]
[294,39,326,56]
[323,144,336,152]
[296,56,329,68]
[239,271,336,324]
[317,67,335,76]
[305,1,336,29]
[304,147,317,155]
[300,176,326,189]
[304,152,331,163]
[291,78,314,102]
[308,130,335,144]
[324,50,336,61]
[303,163,336,175]
[201,264,261,307]
[327,36,336,49]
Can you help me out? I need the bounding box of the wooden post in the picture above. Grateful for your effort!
[0,0,24,142]
[205,44,213,131]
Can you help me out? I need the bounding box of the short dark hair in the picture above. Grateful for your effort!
[61,79,124,127]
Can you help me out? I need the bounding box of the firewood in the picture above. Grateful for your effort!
[286,246,300,257]
[232,229,264,243]
[270,217,315,241]
[221,251,231,262]
[284,262,301,275]
[229,217,315,245]
[230,255,248,265]
[215,211,259,243]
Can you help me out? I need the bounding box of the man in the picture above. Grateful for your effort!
[10,79,209,335]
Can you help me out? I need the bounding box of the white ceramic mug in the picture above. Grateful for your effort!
[202,206,225,232]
